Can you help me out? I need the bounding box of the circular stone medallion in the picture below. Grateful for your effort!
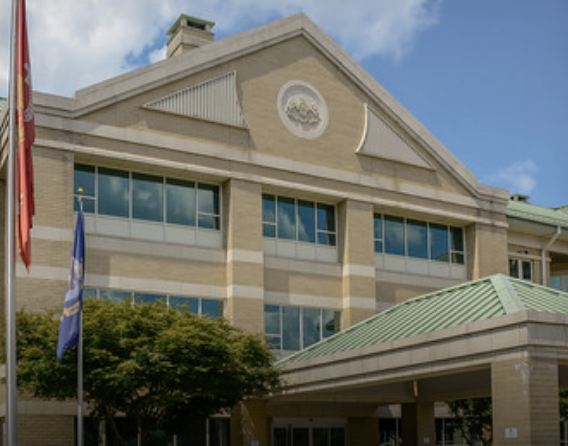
[277,80,328,139]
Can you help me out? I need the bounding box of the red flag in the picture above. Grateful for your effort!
[16,0,35,271]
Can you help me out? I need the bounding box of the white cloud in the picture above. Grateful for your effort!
[487,160,539,196]
[0,0,442,98]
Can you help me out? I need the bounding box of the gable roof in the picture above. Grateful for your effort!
[33,13,501,201]
[279,274,568,365]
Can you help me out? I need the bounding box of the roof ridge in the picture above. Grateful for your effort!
[489,274,525,314]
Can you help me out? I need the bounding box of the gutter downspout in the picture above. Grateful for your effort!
[542,226,561,286]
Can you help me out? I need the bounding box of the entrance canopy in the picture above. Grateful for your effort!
[272,274,568,445]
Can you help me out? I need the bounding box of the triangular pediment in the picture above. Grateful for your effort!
[143,71,248,128]
[41,12,492,198]
[356,104,433,169]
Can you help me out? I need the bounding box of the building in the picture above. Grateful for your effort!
[1,12,567,446]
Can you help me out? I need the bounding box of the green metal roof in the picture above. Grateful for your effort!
[507,199,568,229]
[279,274,568,365]
[167,14,215,36]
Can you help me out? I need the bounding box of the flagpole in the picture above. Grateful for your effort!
[5,0,19,444]
[77,190,84,446]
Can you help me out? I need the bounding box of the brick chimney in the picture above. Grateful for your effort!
[166,14,215,58]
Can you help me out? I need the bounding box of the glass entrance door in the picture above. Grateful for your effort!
[272,426,345,446]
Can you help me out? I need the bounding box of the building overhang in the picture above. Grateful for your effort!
[272,310,568,405]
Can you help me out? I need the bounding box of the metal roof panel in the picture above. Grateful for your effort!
[279,274,568,365]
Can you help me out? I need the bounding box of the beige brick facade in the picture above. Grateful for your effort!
[492,355,560,445]
[17,415,74,446]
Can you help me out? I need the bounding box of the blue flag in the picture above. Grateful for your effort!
[57,206,85,361]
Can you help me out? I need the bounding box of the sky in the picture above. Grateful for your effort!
[1,0,566,208]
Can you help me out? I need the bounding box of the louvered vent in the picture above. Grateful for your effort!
[144,71,248,128]
[356,104,432,169]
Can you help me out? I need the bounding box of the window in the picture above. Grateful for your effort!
[73,164,95,212]
[450,227,465,264]
[166,179,196,226]
[551,274,568,291]
[407,219,428,259]
[262,194,336,246]
[374,214,465,265]
[98,167,129,217]
[384,215,405,256]
[509,258,532,281]
[85,288,223,318]
[379,418,401,446]
[317,203,336,246]
[132,173,163,222]
[374,214,384,253]
[264,305,340,351]
[430,223,449,262]
[197,184,221,230]
[74,164,220,230]
[273,426,345,446]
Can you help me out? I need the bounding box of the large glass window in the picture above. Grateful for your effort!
[198,184,220,230]
[297,200,316,243]
[374,214,384,253]
[278,197,296,241]
[98,167,129,218]
[262,194,277,238]
[201,298,223,319]
[407,219,428,259]
[166,179,196,226]
[85,287,223,318]
[379,418,401,446]
[74,164,220,231]
[450,227,465,264]
[74,164,95,212]
[374,213,465,265]
[169,296,199,314]
[302,307,321,348]
[264,305,341,352]
[264,305,282,350]
[317,203,336,246]
[273,426,345,446]
[134,292,165,305]
[384,216,405,256]
[132,173,163,222]
[430,223,449,262]
[322,309,340,338]
[262,194,337,246]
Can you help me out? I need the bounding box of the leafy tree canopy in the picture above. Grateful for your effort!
[561,389,568,419]
[447,397,492,446]
[5,299,281,445]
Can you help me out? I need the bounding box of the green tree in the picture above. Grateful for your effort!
[447,398,492,446]
[561,389,568,420]
[8,299,281,446]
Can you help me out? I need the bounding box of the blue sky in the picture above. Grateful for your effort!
[361,1,568,208]
[1,0,566,207]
